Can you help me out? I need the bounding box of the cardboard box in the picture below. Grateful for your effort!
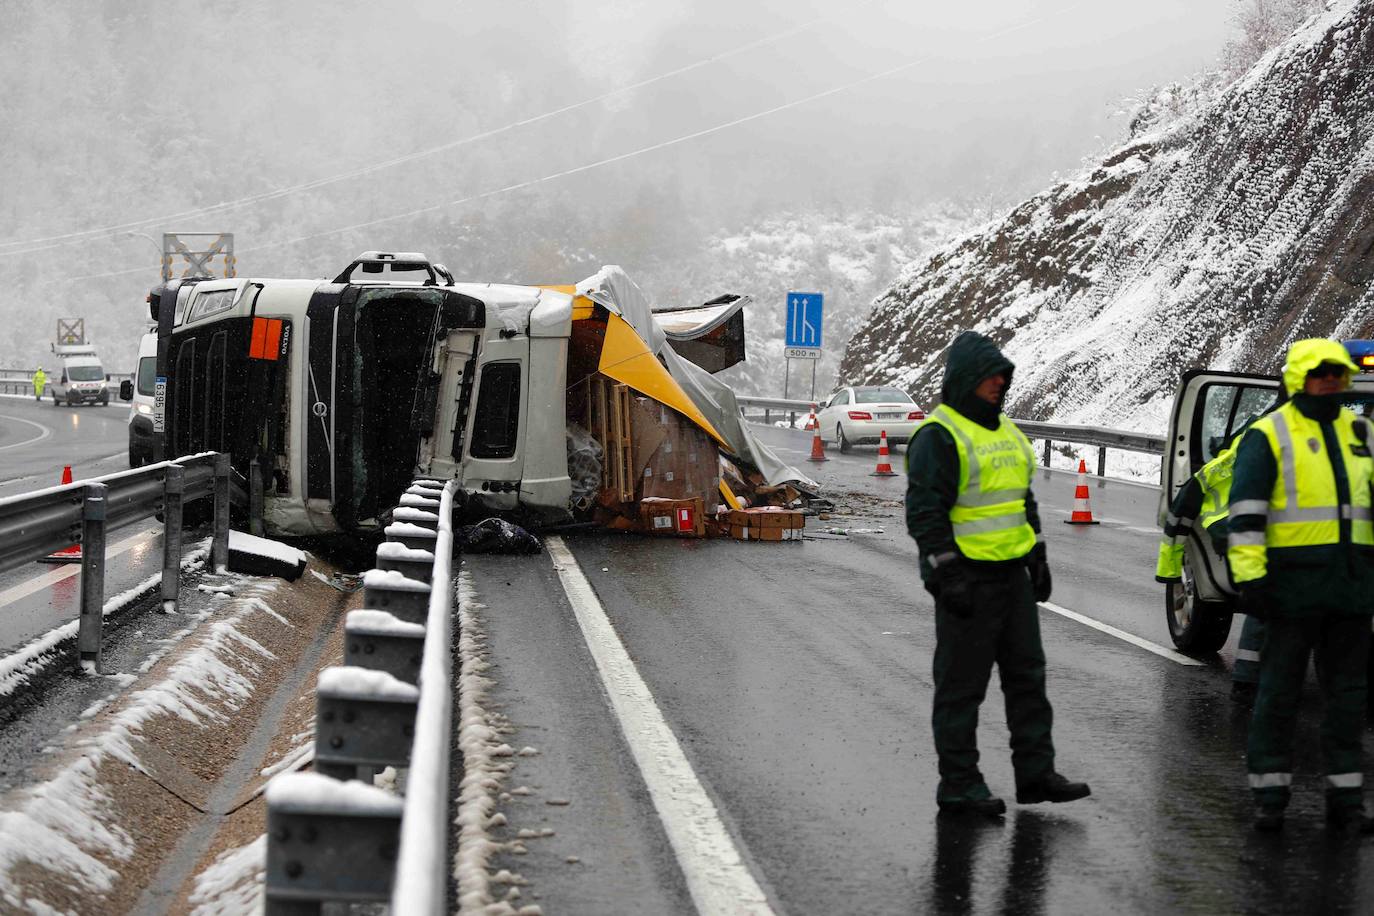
[638,402,720,512]
[640,497,706,538]
[753,526,803,542]
[728,507,805,530]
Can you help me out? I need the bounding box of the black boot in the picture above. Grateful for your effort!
[937,796,1007,818]
[1326,803,1374,835]
[1017,772,1091,805]
[1254,804,1285,832]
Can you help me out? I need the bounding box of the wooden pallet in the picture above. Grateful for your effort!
[586,375,634,503]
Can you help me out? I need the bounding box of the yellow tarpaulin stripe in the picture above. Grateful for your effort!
[537,285,595,320]
[599,313,728,448]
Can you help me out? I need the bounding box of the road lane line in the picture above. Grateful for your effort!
[1039,600,1205,666]
[0,413,52,452]
[0,528,159,611]
[545,536,775,916]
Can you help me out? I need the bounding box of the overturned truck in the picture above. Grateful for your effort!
[146,252,812,537]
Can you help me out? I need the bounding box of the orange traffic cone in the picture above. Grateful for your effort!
[40,466,83,563]
[804,405,819,431]
[870,430,898,477]
[1064,459,1100,525]
[808,427,828,462]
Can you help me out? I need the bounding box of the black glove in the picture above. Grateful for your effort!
[1239,578,1279,619]
[1027,543,1053,603]
[931,560,976,618]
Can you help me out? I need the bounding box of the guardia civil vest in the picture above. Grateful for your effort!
[925,403,1038,561]
[1156,446,1236,581]
[1228,401,1374,583]
[1197,448,1236,533]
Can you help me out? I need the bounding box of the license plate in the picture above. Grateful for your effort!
[877,412,902,419]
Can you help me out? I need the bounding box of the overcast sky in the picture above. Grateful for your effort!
[500,0,1239,209]
[0,0,1239,280]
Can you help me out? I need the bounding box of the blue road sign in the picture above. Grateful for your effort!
[785,292,823,349]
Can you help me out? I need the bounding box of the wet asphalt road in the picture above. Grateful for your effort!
[472,424,1374,915]
[0,394,166,654]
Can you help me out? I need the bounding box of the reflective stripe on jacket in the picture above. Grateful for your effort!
[926,403,1038,561]
[1227,401,1374,583]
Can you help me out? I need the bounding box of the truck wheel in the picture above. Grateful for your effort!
[1165,578,1233,654]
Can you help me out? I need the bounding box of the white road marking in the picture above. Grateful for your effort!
[545,536,775,916]
[1121,525,1159,535]
[1039,600,1204,666]
[0,413,52,452]
[0,528,160,611]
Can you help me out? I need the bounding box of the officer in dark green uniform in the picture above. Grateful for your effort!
[1229,338,1374,833]
[906,330,1091,817]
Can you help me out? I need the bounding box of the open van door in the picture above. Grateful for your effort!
[1159,369,1281,652]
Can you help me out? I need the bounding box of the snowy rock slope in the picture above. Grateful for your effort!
[841,1,1374,434]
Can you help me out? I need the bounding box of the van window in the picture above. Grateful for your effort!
[68,366,104,382]
[1196,382,1278,465]
[469,362,521,459]
[136,356,157,397]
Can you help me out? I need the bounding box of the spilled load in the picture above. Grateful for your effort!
[145,253,813,538]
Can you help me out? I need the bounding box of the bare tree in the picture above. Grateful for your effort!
[1222,0,1329,78]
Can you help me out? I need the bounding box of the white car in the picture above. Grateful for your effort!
[816,385,925,452]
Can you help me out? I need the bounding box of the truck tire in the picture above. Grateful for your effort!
[1165,577,1233,655]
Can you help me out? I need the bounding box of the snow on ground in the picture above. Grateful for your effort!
[187,835,265,916]
[0,573,285,908]
[453,568,541,916]
[0,539,212,699]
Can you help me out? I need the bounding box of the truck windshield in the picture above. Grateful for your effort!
[68,366,104,381]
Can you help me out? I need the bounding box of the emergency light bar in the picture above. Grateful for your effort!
[1343,339,1374,371]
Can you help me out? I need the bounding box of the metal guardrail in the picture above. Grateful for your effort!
[0,367,130,399]
[0,380,42,397]
[735,395,1166,477]
[0,453,230,671]
[264,479,456,913]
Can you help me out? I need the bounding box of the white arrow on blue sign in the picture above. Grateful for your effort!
[785,292,823,349]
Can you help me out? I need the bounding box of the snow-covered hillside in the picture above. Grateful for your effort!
[841,0,1374,435]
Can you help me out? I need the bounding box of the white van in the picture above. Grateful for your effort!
[119,331,158,466]
[50,344,109,406]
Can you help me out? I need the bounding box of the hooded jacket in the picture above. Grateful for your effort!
[905,331,1042,583]
[1228,338,1374,616]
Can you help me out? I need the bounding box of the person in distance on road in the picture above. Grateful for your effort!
[1156,426,1267,704]
[31,365,45,401]
[1228,338,1374,834]
[905,330,1091,818]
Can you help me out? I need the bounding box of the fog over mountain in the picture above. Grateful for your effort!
[0,1,1229,379]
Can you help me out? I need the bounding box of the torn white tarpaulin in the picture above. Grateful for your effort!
[577,266,816,491]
